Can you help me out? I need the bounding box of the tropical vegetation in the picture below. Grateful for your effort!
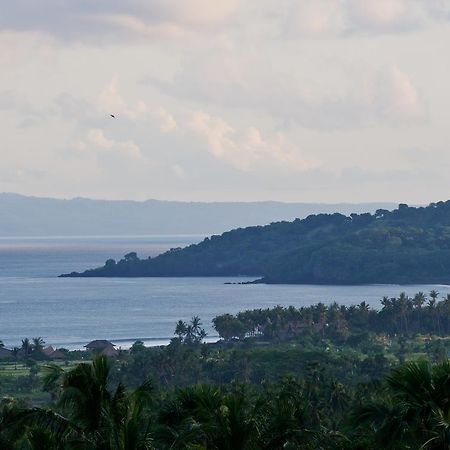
[61,201,450,284]
[3,293,450,447]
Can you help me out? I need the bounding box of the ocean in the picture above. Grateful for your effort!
[1,235,449,350]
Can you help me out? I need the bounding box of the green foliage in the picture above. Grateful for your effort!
[8,294,450,448]
[174,316,207,346]
[64,201,450,284]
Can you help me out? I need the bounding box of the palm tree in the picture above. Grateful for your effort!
[429,290,441,335]
[32,337,45,354]
[191,316,206,340]
[444,294,450,334]
[413,292,426,333]
[105,380,154,450]
[21,338,32,357]
[174,317,206,345]
[397,292,410,335]
[328,302,348,339]
[59,355,118,434]
[158,385,256,450]
[258,377,324,449]
[355,359,450,449]
[174,320,187,340]
[380,296,397,334]
[11,356,155,449]
[315,303,327,338]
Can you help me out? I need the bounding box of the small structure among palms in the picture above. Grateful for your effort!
[0,346,12,359]
[84,340,119,357]
[42,345,66,359]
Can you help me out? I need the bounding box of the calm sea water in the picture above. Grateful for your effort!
[1,235,450,350]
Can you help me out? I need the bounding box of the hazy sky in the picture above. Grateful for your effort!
[1,0,450,203]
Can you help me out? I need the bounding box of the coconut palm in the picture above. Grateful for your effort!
[32,337,45,354]
[443,294,450,335]
[355,359,450,449]
[429,291,441,335]
[6,356,155,450]
[157,384,258,450]
[174,317,207,345]
[397,292,410,335]
[258,379,311,449]
[413,292,426,333]
[11,347,19,370]
[21,338,32,357]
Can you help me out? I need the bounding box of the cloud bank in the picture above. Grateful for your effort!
[0,1,448,203]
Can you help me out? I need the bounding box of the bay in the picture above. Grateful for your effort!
[1,235,450,350]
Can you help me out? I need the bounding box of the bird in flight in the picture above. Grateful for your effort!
[110,114,116,118]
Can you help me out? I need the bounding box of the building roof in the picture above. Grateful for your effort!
[42,346,55,357]
[84,340,116,350]
[0,347,12,358]
[49,350,65,359]
[101,346,119,357]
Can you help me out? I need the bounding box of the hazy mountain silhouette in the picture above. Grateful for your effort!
[0,192,396,237]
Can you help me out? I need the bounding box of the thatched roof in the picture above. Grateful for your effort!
[0,347,12,358]
[42,346,55,357]
[49,350,65,359]
[84,340,115,350]
[101,346,119,357]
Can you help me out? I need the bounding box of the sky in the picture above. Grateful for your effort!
[1,0,450,203]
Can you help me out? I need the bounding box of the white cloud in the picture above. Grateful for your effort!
[347,0,411,29]
[152,0,240,27]
[0,0,448,203]
[284,0,443,37]
[286,0,345,37]
[97,77,177,132]
[151,107,178,133]
[187,111,317,171]
[149,49,427,130]
[83,129,144,161]
[98,76,148,120]
[0,31,55,66]
[99,15,191,41]
[171,164,186,178]
[381,66,425,121]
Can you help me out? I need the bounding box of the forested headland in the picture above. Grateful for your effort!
[62,200,450,284]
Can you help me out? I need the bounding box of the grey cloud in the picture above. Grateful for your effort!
[0,90,34,112]
[2,1,448,43]
[53,93,105,128]
[0,1,161,41]
[145,57,426,130]
[276,0,450,40]
[0,1,239,41]
[0,90,46,126]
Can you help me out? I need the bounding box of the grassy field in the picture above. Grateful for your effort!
[0,358,89,405]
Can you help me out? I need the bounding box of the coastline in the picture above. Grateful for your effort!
[2,335,221,352]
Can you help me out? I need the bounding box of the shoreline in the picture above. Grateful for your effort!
[1,335,221,352]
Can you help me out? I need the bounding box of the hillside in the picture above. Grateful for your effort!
[0,193,395,236]
[61,201,450,284]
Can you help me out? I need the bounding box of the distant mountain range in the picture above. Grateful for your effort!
[61,201,450,285]
[0,193,396,237]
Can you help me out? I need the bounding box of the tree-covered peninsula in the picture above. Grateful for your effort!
[61,201,450,284]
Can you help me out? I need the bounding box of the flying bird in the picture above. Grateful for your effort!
[110,114,116,118]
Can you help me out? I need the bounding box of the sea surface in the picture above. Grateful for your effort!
[1,235,450,350]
